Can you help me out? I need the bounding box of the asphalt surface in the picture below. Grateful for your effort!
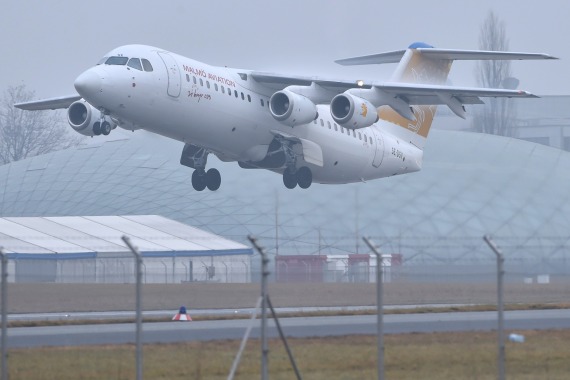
[6,309,570,348]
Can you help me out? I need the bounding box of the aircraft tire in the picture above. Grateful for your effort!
[101,121,112,136]
[192,169,207,191]
[297,166,312,189]
[283,170,297,189]
[93,122,102,136]
[206,168,221,191]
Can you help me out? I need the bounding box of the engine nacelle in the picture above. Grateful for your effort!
[67,100,99,137]
[269,90,317,127]
[330,93,379,129]
[67,100,115,136]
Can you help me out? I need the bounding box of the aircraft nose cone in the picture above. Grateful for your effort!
[74,69,102,98]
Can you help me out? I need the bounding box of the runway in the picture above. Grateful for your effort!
[6,309,570,348]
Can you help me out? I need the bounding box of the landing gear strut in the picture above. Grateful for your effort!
[282,166,313,190]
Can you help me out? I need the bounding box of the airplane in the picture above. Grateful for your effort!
[15,42,556,191]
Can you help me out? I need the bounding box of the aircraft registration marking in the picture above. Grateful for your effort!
[391,147,405,161]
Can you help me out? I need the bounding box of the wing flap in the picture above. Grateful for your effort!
[14,95,81,111]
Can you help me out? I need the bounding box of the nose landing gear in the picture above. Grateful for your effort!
[93,110,115,136]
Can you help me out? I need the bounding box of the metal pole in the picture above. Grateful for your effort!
[122,236,143,380]
[248,236,268,380]
[228,296,263,380]
[484,235,505,380]
[267,297,302,380]
[363,237,384,380]
[0,248,7,380]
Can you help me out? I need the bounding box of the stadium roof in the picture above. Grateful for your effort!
[0,215,252,259]
[0,129,569,263]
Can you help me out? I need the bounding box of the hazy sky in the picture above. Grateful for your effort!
[2,0,568,98]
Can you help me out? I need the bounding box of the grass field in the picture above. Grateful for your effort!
[6,329,570,379]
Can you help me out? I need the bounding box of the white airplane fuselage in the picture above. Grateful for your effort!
[75,45,421,185]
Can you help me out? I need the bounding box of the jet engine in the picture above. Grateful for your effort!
[330,93,379,129]
[67,100,112,136]
[269,90,317,127]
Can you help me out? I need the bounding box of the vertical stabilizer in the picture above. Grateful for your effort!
[378,43,451,145]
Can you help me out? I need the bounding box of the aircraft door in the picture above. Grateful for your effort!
[157,52,181,97]
[371,129,384,168]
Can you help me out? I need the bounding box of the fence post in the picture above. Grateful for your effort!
[484,235,505,380]
[363,237,384,380]
[248,236,269,380]
[0,247,7,380]
[122,236,143,380]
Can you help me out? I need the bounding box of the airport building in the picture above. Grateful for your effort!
[1,97,570,280]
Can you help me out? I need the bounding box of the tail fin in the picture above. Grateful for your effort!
[336,42,556,148]
[380,42,451,141]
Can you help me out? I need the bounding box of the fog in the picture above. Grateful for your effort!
[2,0,567,98]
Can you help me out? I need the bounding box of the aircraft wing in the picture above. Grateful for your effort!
[14,95,81,111]
[374,82,538,105]
[251,72,372,90]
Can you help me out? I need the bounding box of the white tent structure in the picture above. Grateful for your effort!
[0,215,253,283]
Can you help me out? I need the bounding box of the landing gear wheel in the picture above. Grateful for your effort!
[206,168,221,191]
[296,166,313,189]
[283,170,297,189]
[92,122,102,136]
[101,121,112,136]
[191,169,207,191]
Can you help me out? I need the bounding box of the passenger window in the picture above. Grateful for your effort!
[199,79,203,86]
[141,59,154,72]
[186,74,190,82]
[364,135,367,143]
[358,132,362,140]
[320,119,324,127]
[221,86,225,94]
[234,90,238,98]
[247,94,251,102]
[214,83,218,91]
[229,89,232,96]
[206,81,210,89]
[105,56,129,65]
[127,58,143,71]
[241,92,245,100]
[352,130,356,137]
[193,76,197,84]
[327,121,331,129]
[334,124,338,131]
[260,99,264,107]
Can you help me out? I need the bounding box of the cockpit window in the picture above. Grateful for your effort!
[97,57,108,65]
[127,58,143,71]
[105,56,129,65]
[141,59,153,72]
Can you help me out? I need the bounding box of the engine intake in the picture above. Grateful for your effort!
[67,100,114,136]
[330,93,379,129]
[269,90,317,127]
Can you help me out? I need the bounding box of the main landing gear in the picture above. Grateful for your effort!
[283,166,312,189]
[180,143,222,191]
[191,168,221,191]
